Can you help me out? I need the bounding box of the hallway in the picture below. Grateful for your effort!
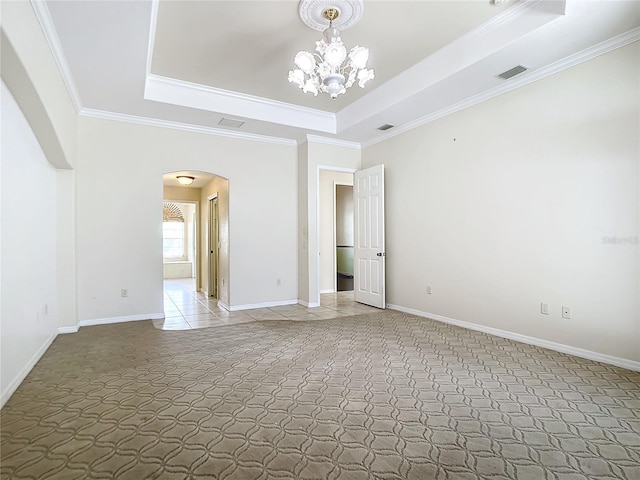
[156,279,378,330]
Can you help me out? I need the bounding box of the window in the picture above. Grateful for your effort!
[163,222,186,259]
[162,202,186,260]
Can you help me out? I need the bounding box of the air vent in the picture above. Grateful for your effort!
[377,124,394,131]
[218,118,245,128]
[497,65,528,80]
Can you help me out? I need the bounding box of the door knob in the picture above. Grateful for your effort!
[376,252,386,257]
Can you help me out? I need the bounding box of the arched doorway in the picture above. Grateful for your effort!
[161,171,230,328]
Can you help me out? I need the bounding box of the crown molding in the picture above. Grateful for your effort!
[80,108,298,146]
[473,0,551,35]
[337,0,566,133]
[144,74,337,134]
[146,0,160,77]
[362,27,640,149]
[142,0,336,124]
[147,75,332,115]
[306,134,361,149]
[30,0,82,113]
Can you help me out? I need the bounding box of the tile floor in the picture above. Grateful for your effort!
[154,278,379,330]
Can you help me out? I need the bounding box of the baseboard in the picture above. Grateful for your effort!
[298,300,320,308]
[320,289,336,294]
[58,325,79,334]
[1,331,57,409]
[218,301,230,312]
[78,312,165,327]
[387,304,640,372]
[229,299,298,312]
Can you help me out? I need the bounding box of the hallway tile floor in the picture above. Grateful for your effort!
[155,278,378,330]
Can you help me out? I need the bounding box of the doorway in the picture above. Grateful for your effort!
[161,171,229,315]
[335,184,354,291]
[318,170,354,295]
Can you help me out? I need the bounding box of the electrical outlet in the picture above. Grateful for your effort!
[121,289,128,297]
[276,278,281,286]
[541,302,549,315]
[562,306,571,319]
[426,285,432,295]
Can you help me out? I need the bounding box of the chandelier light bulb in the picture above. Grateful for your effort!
[294,51,316,74]
[349,46,369,69]
[324,43,347,67]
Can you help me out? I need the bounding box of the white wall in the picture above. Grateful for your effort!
[1,82,59,405]
[56,169,77,329]
[298,140,361,305]
[297,144,310,303]
[1,1,77,169]
[75,116,298,322]
[362,42,640,364]
[184,203,196,264]
[319,170,353,292]
[1,0,78,407]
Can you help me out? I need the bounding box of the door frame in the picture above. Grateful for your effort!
[207,194,218,298]
[316,165,356,303]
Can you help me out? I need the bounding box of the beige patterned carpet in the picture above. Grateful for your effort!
[1,311,639,479]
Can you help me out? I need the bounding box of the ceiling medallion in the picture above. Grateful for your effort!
[298,0,364,31]
[289,0,374,100]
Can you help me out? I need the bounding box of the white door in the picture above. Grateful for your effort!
[354,164,385,308]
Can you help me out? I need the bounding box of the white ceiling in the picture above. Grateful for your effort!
[44,0,640,146]
[151,0,515,112]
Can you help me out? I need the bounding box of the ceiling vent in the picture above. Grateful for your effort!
[218,118,245,128]
[377,124,394,131]
[497,65,528,80]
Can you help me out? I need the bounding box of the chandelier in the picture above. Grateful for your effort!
[288,6,374,99]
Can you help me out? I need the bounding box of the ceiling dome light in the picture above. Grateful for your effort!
[288,4,374,100]
[177,176,195,185]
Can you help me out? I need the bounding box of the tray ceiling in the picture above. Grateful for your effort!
[150,0,514,112]
[43,0,640,145]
